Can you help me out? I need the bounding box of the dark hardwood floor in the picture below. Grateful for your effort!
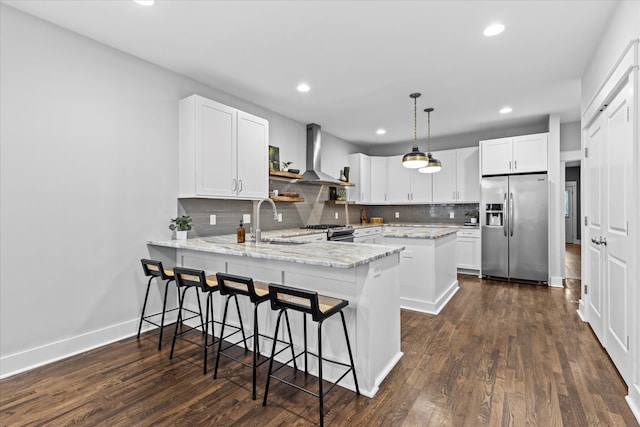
[2,249,637,426]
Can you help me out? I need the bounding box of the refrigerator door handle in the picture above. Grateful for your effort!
[503,193,508,236]
[509,192,514,237]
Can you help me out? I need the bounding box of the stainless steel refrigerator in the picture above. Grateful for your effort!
[481,173,548,282]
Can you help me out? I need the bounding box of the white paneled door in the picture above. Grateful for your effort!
[586,79,634,386]
[602,81,633,384]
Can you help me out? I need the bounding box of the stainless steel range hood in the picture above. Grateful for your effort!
[299,123,345,185]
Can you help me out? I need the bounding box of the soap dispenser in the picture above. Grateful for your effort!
[237,219,245,243]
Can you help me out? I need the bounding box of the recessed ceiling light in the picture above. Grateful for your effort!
[376,129,386,135]
[484,23,505,37]
[296,83,310,93]
[134,0,155,5]
[500,107,513,114]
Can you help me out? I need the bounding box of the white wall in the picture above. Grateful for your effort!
[581,1,640,108]
[0,4,351,376]
[560,121,581,152]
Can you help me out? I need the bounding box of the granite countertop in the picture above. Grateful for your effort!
[381,227,459,239]
[147,235,404,269]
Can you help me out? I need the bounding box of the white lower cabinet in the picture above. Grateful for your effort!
[290,232,326,242]
[456,229,480,272]
[353,227,382,244]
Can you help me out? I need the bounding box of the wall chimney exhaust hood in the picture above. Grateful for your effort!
[299,123,345,185]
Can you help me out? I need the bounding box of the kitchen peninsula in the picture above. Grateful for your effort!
[147,235,405,398]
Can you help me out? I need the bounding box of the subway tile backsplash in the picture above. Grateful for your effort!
[179,185,478,237]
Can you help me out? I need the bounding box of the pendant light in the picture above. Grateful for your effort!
[419,108,442,174]
[402,93,428,169]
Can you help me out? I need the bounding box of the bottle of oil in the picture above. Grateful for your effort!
[237,220,245,243]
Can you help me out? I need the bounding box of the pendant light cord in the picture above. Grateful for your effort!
[413,96,418,147]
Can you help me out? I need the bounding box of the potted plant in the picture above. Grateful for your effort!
[169,215,192,240]
[465,210,479,224]
[281,161,293,172]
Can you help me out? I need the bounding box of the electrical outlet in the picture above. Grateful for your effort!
[449,211,455,219]
[243,214,251,224]
[209,215,216,225]
[335,212,339,219]
[277,213,282,222]
[395,212,400,218]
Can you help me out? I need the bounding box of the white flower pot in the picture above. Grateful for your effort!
[470,218,477,224]
[176,230,188,240]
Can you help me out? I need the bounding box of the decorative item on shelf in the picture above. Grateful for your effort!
[360,207,367,224]
[237,219,246,243]
[288,168,300,174]
[336,188,347,201]
[269,145,280,171]
[343,166,350,182]
[402,93,429,169]
[339,169,347,182]
[169,215,192,240]
[465,210,479,224]
[329,186,337,200]
[418,108,442,174]
[281,161,293,172]
[370,217,384,224]
[281,192,299,198]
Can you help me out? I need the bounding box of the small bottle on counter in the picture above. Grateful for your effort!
[237,220,245,243]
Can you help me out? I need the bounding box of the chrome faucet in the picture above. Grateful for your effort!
[255,197,278,244]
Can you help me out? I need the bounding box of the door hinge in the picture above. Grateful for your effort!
[584,216,588,226]
[627,336,630,350]
[627,106,630,122]
[584,284,588,294]
[584,147,589,158]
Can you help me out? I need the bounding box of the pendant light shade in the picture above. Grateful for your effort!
[402,93,428,169]
[419,108,442,174]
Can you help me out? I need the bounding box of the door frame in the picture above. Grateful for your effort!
[565,181,578,244]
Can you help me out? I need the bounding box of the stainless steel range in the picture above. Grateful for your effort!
[300,224,355,242]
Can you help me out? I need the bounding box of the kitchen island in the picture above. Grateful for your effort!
[147,236,404,398]
[382,226,459,315]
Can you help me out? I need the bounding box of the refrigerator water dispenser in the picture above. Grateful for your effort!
[485,204,503,226]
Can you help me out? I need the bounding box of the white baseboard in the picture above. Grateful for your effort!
[549,276,564,288]
[626,383,640,425]
[400,280,460,315]
[576,300,587,322]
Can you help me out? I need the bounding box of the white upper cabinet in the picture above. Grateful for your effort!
[387,155,413,203]
[370,156,388,203]
[411,169,434,203]
[432,147,480,203]
[348,153,371,203]
[480,133,548,176]
[179,95,268,199]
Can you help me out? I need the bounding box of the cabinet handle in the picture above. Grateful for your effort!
[238,179,243,193]
[514,160,517,170]
[408,193,411,200]
[452,191,456,200]
[509,161,512,171]
[232,179,238,191]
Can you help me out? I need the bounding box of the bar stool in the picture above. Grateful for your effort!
[214,273,297,400]
[168,267,208,370]
[139,259,178,350]
[263,284,360,427]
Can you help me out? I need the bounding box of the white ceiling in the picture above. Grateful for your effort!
[2,0,616,145]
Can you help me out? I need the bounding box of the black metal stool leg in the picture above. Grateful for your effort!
[137,276,154,338]
[340,310,360,394]
[213,295,232,379]
[169,287,187,359]
[283,310,298,370]
[262,309,285,407]
[203,292,211,375]
[252,302,259,400]
[317,319,325,427]
[233,295,249,351]
[303,313,308,374]
[195,289,205,335]
[157,278,173,350]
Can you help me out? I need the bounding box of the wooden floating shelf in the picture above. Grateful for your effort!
[269,170,304,179]
[269,195,305,203]
[324,200,355,205]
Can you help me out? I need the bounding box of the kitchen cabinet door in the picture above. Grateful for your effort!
[237,111,269,199]
[370,156,388,203]
[348,153,371,203]
[411,169,433,203]
[432,149,457,203]
[512,133,548,173]
[387,156,412,203]
[456,147,480,202]
[457,229,480,271]
[179,94,268,200]
[480,137,513,175]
